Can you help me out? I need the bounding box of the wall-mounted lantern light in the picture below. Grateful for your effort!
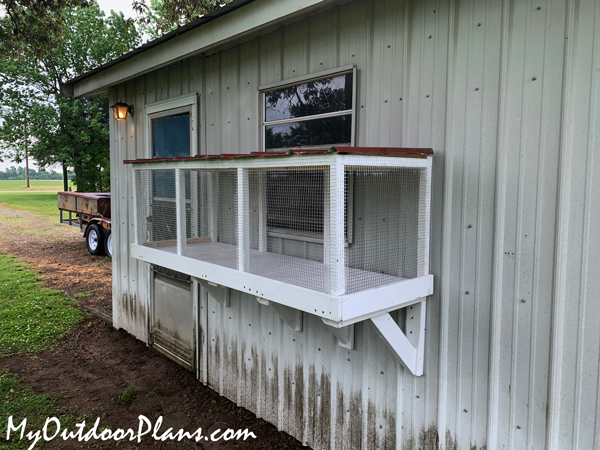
[110,101,134,121]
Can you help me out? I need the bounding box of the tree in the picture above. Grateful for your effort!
[133,0,231,38]
[0,3,141,191]
[0,0,90,59]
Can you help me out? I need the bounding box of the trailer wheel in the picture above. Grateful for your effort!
[86,224,105,256]
[104,230,112,258]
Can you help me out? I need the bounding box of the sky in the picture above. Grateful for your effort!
[0,0,137,171]
[97,0,136,19]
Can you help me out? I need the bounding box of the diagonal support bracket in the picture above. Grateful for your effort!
[323,320,354,349]
[369,300,426,376]
[256,298,302,331]
[196,278,230,307]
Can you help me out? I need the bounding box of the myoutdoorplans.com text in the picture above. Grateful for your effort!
[5,415,257,449]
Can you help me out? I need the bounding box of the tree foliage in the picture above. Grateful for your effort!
[0,0,90,59]
[133,0,231,38]
[0,3,140,191]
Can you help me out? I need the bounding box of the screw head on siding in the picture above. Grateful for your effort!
[521,299,526,303]
[387,45,391,48]
[464,409,468,413]
[426,94,430,98]
[536,6,541,10]
[517,425,521,429]
[465,291,470,295]
[477,23,481,27]
[475,87,480,91]
[532,77,537,81]
[468,224,473,228]
[428,35,432,39]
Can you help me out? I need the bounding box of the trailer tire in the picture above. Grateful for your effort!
[104,230,112,258]
[86,224,105,256]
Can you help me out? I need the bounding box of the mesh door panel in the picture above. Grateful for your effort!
[345,166,426,293]
[246,167,329,293]
[184,169,238,269]
[136,169,178,249]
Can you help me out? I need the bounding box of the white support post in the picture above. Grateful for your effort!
[323,320,354,349]
[405,300,426,376]
[418,160,432,277]
[207,172,218,242]
[257,171,267,252]
[132,168,138,245]
[370,311,425,376]
[271,303,303,332]
[329,160,346,295]
[323,169,330,269]
[196,278,230,307]
[237,168,249,272]
[189,171,199,238]
[175,168,187,256]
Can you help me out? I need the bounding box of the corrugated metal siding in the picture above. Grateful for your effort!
[108,0,600,448]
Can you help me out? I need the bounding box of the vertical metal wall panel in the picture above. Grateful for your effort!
[108,0,600,448]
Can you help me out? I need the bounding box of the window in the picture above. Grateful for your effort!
[258,69,355,250]
[145,94,198,158]
[261,67,355,151]
[143,95,198,243]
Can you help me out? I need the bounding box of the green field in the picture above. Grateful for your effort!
[0,179,73,191]
[0,192,59,217]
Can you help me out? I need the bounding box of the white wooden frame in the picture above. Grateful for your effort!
[130,153,433,376]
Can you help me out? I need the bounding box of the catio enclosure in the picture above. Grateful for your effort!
[128,147,433,374]
[60,0,600,447]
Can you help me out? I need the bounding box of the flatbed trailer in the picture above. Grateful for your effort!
[58,191,112,257]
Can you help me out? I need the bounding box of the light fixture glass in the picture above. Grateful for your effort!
[110,101,133,121]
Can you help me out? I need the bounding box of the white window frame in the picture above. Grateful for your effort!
[144,93,199,158]
[140,94,199,246]
[259,65,356,151]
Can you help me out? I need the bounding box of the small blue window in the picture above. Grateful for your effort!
[152,113,190,158]
[151,113,191,199]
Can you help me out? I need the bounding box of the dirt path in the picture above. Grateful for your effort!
[0,205,305,449]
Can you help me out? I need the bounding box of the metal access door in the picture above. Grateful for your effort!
[151,267,195,371]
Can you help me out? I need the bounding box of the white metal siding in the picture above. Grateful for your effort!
[108,0,600,448]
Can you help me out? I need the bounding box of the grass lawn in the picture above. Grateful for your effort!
[0,254,82,357]
[0,254,83,448]
[0,193,59,218]
[0,179,74,191]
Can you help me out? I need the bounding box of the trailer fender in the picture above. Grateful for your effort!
[83,218,111,238]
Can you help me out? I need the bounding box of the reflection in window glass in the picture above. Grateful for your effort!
[265,115,352,150]
[152,113,190,158]
[151,113,191,201]
[265,73,353,122]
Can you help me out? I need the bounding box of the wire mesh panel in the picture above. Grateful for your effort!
[345,166,427,294]
[184,169,238,269]
[136,169,179,248]
[246,167,330,293]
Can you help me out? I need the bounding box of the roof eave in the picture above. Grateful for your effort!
[62,0,344,98]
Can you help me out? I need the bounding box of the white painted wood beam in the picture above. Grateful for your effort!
[370,309,425,377]
[196,278,231,307]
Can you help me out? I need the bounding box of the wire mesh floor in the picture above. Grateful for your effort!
[156,241,403,294]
